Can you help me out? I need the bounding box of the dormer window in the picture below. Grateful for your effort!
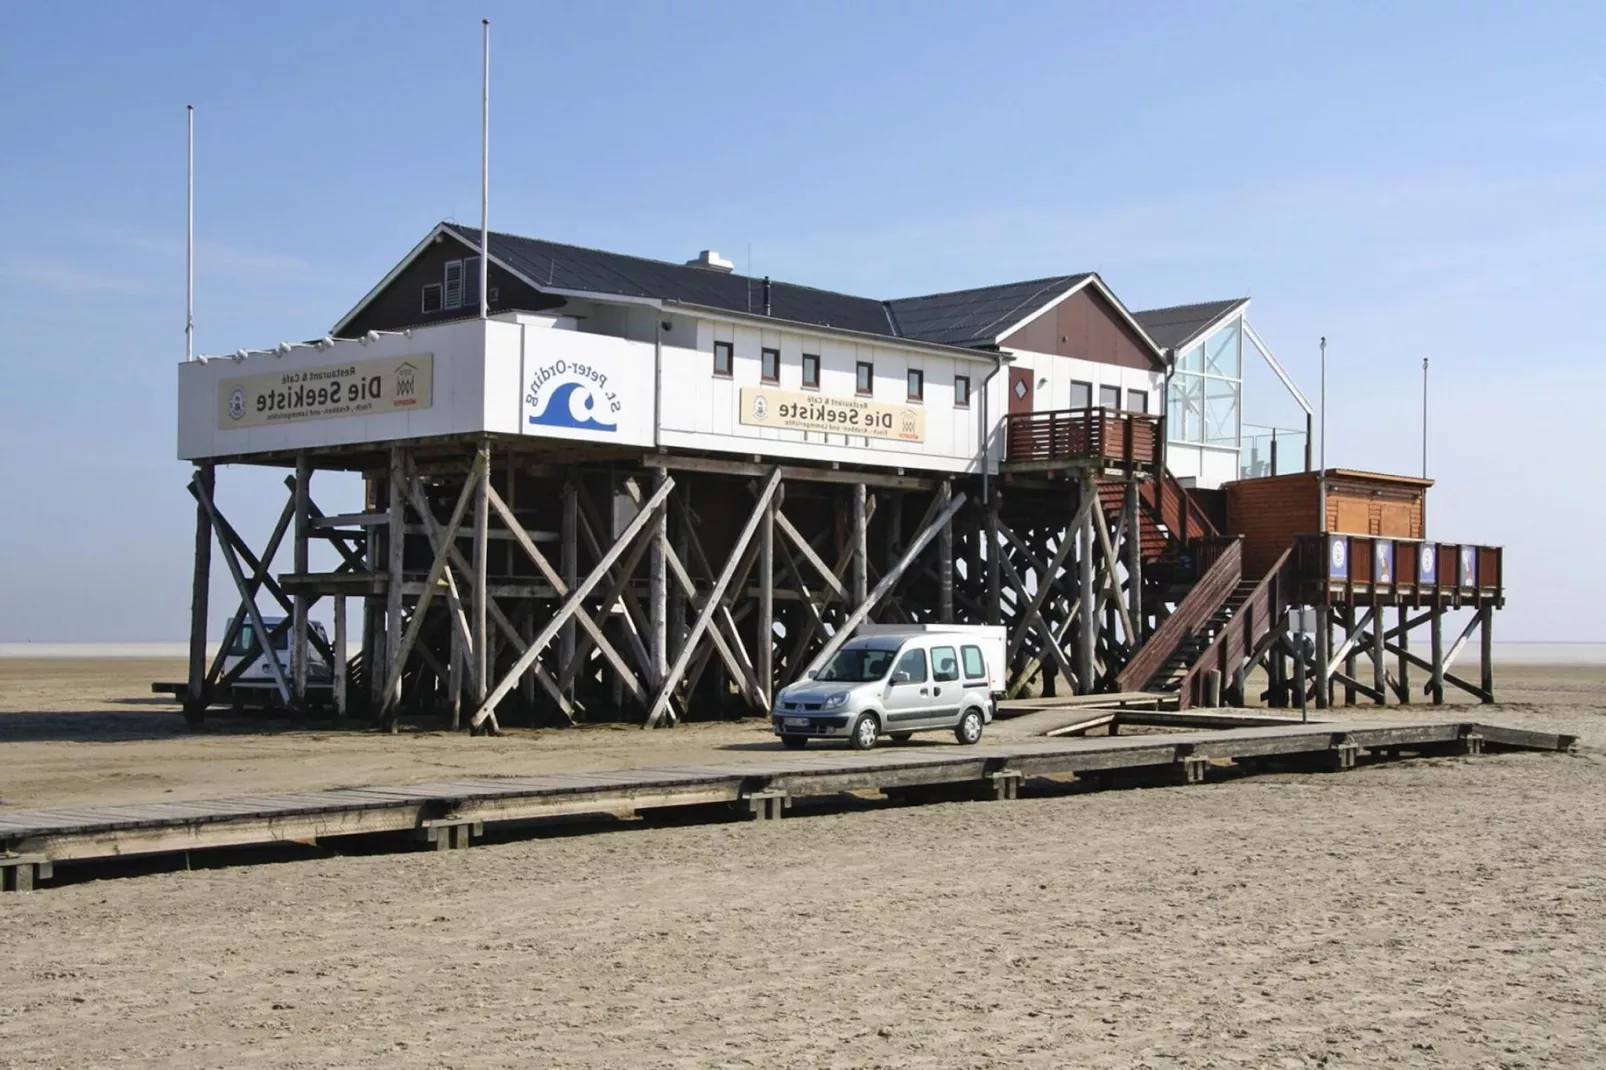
[421,283,443,314]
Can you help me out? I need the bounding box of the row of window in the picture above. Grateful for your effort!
[1069,380,1148,415]
[891,643,988,685]
[712,341,971,406]
[421,257,495,314]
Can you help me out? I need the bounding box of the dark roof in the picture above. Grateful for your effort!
[885,275,1092,347]
[1131,299,1247,352]
[438,222,1102,350]
[444,222,894,337]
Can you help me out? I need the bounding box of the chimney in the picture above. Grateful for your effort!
[685,249,735,273]
[762,276,771,317]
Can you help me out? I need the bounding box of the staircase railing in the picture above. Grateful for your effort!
[1143,469,1218,543]
[1177,546,1297,709]
[1116,537,1243,692]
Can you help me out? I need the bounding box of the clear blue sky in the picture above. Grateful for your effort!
[1,1,1601,641]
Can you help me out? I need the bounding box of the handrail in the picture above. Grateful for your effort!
[1143,468,1218,541]
[1004,406,1161,467]
[1178,546,1296,709]
[1116,537,1242,692]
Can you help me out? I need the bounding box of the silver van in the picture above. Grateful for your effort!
[771,627,1004,750]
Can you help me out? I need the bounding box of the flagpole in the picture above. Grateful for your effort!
[1421,357,1429,479]
[186,104,195,361]
[479,18,490,321]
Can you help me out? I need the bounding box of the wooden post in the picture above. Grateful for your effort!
[1398,605,1412,705]
[291,453,311,710]
[332,595,348,717]
[1314,604,1331,709]
[560,479,578,698]
[1479,603,1493,704]
[185,463,214,724]
[758,484,775,705]
[1342,606,1358,707]
[1371,603,1386,705]
[649,467,669,688]
[1429,606,1445,705]
[472,443,490,712]
[852,482,868,607]
[985,492,1002,627]
[1124,480,1142,646]
[449,608,464,730]
[386,447,407,717]
[937,481,954,623]
[1076,481,1095,694]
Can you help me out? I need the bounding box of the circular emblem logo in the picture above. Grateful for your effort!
[228,387,246,421]
[753,395,768,419]
[1330,538,1346,569]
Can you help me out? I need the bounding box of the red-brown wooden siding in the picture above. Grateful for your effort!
[1000,287,1162,371]
[1223,470,1428,578]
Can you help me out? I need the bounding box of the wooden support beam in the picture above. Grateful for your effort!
[1124,480,1143,646]
[758,487,775,705]
[1397,604,1412,705]
[997,549,1077,690]
[1371,602,1386,706]
[1380,637,1490,703]
[185,463,214,722]
[188,477,291,706]
[1076,482,1096,695]
[473,475,676,728]
[559,479,578,697]
[1430,607,1445,705]
[472,442,490,714]
[985,493,1002,627]
[385,447,407,712]
[292,453,311,709]
[1324,607,1377,678]
[667,494,766,709]
[937,482,954,623]
[852,482,868,607]
[1479,604,1494,704]
[646,469,783,727]
[650,466,669,688]
[804,490,969,676]
[1089,493,1136,649]
[333,595,348,717]
[643,452,937,491]
[378,453,484,727]
[1343,606,1358,706]
[773,510,850,603]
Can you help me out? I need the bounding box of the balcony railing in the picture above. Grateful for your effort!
[1004,407,1162,470]
[1290,533,1503,606]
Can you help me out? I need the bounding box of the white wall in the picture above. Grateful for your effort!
[1166,442,1241,489]
[655,316,992,472]
[998,347,1163,417]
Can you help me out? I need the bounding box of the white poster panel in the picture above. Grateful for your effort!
[520,335,654,446]
[218,354,433,429]
[738,386,925,443]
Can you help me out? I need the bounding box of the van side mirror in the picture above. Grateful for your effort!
[805,669,818,680]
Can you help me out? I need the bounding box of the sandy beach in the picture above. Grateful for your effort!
[1,657,1602,1068]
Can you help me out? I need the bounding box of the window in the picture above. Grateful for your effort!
[463,256,481,307]
[961,645,987,680]
[713,341,733,377]
[761,347,780,383]
[931,646,960,682]
[856,361,874,396]
[421,283,443,314]
[1070,380,1092,409]
[802,353,820,388]
[906,368,924,402]
[1127,389,1149,414]
[954,375,971,408]
[891,647,927,684]
[443,259,465,310]
[1099,385,1121,410]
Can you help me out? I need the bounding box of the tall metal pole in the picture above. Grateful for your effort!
[1317,336,1327,530]
[1421,357,1429,479]
[186,104,194,362]
[479,18,490,321]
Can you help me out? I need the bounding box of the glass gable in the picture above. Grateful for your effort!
[1166,315,1243,449]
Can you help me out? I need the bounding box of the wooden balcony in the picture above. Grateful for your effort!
[1291,534,1503,608]
[1003,407,1161,473]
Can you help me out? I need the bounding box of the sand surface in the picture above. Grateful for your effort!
[1,659,1604,1068]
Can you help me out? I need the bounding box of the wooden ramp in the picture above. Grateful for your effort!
[0,719,1575,892]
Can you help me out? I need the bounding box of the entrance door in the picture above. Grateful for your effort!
[1009,367,1034,414]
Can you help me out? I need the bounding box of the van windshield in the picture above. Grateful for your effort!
[816,645,896,683]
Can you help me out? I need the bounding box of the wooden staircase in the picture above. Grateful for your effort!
[1117,538,1243,693]
[1096,469,1218,566]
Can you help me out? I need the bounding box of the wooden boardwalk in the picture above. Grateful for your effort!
[0,718,1575,891]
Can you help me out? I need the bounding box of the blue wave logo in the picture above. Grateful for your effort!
[527,381,618,432]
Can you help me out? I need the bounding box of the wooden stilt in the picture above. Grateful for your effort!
[560,479,578,699]
[385,447,407,718]
[1343,605,1358,707]
[449,609,464,730]
[1397,604,1412,704]
[758,484,775,705]
[985,492,1002,627]
[333,595,348,718]
[1430,606,1445,705]
[1479,603,1494,704]
[1076,482,1095,694]
[1371,601,1386,705]
[650,467,669,688]
[1314,603,1331,709]
[472,442,490,720]
[291,453,311,711]
[185,463,214,725]
[852,482,868,606]
[937,481,954,623]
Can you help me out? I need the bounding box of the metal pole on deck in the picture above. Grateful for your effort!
[479,18,490,321]
[1421,357,1429,480]
[186,104,194,362]
[1317,336,1327,528]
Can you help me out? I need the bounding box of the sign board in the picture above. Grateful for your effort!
[738,386,925,443]
[1419,542,1437,584]
[1286,606,1318,636]
[218,354,433,429]
[1373,540,1394,585]
[521,344,653,446]
[1460,546,1477,587]
[1327,535,1349,580]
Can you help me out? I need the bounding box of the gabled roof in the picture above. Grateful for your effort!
[886,275,1091,347]
[1131,298,1248,352]
[334,222,1133,358]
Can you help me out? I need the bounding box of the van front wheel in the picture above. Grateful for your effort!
[850,714,881,751]
[955,708,984,745]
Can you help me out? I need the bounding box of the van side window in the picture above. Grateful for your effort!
[891,648,927,684]
[931,646,960,682]
[961,645,986,680]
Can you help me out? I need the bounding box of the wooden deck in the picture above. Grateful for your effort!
[0,718,1575,891]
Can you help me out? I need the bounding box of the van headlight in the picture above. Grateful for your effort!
[823,692,848,709]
